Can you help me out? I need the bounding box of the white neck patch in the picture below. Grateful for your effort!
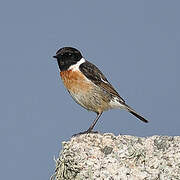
[68,58,86,71]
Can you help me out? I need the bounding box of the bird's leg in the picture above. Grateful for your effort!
[72,112,103,136]
[86,112,102,132]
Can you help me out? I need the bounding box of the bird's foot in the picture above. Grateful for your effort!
[72,130,99,137]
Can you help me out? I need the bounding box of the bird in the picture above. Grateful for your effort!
[53,47,148,135]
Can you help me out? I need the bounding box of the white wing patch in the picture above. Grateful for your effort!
[68,58,86,71]
[100,75,108,84]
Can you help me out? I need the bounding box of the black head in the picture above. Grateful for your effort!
[53,47,82,71]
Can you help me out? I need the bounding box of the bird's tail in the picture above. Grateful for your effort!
[124,103,148,123]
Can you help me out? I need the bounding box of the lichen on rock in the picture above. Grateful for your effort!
[51,133,180,180]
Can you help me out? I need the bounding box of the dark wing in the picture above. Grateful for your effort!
[79,60,125,103]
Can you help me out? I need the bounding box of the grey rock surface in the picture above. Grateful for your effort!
[51,133,180,180]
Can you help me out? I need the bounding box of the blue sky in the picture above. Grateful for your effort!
[0,0,179,179]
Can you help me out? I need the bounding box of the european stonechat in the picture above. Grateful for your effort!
[53,47,148,134]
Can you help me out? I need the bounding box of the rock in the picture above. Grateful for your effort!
[51,133,180,180]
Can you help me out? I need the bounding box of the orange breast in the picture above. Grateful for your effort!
[60,70,92,94]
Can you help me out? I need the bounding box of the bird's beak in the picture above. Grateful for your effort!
[53,55,57,59]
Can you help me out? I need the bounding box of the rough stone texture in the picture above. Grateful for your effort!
[51,133,180,180]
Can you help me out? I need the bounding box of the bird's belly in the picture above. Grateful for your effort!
[60,70,112,113]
